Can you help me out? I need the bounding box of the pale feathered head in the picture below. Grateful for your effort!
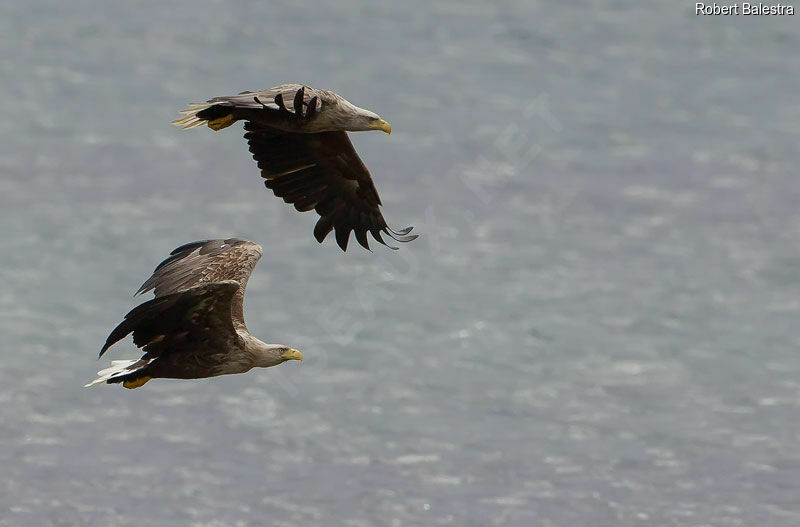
[319,91,392,134]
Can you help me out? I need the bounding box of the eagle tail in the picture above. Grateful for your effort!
[172,103,241,131]
[172,103,216,130]
[84,359,152,388]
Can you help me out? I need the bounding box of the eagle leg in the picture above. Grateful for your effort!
[122,376,151,389]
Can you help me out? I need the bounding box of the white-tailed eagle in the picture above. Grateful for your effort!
[173,84,417,251]
[86,239,302,389]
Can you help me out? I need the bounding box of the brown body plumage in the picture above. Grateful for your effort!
[86,239,302,389]
[173,84,417,251]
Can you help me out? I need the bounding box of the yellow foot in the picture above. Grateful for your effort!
[123,376,151,389]
[208,114,235,131]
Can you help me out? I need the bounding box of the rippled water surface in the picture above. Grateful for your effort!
[1,1,800,526]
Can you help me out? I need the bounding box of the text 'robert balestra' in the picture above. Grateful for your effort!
[696,3,795,14]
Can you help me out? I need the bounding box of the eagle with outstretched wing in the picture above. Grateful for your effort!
[173,84,417,251]
[86,239,302,389]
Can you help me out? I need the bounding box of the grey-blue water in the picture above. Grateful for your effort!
[2,1,799,525]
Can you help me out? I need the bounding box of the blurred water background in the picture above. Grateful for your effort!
[1,1,799,525]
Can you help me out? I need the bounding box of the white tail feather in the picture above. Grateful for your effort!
[84,359,151,387]
[171,103,214,129]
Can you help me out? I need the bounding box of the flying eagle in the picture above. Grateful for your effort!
[173,84,417,251]
[85,239,303,389]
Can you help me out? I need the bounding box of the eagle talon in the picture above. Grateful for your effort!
[254,96,268,109]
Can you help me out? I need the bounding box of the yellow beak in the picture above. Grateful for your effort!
[280,348,303,362]
[374,119,391,134]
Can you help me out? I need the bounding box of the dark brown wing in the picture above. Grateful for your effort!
[100,281,241,359]
[245,126,416,251]
[135,239,262,330]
